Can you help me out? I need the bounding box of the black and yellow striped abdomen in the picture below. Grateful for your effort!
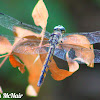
[37,45,55,87]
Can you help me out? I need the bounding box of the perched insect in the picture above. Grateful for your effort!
[37,25,66,86]
[0,13,100,86]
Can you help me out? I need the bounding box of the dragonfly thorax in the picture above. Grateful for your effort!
[48,25,65,45]
[49,31,63,46]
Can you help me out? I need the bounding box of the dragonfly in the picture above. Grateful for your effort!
[0,13,100,86]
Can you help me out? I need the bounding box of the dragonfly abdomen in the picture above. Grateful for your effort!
[37,31,63,87]
[37,64,49,87]
[37,46,54,87]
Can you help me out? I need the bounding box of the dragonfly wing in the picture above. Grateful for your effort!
[63,31,100,44]
[13,45,49,55]
[0,34,50,54]
[12,37,50,54]
[94,49,100,63]
[54,44,100,64]
[0,13,50,38]
[80,31,100,44]
[54,48,66,61]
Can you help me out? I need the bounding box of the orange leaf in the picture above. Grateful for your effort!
[66,52,79,72]
[32,0,48,28]
[11,26,48,95]
[13,26,48,48]
[0,36,12,68]
[9,54,25,73]
[40,53,73,80]
[0,36,12,54]
[14,46,48,95]
[73,44,94,67]
[62,34,94,68]
[13,53,43,96]
[49,59,73,80]
[8,34,43,95]
[13,26,41,38]
[63,34,92,48]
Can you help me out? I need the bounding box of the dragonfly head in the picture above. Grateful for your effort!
[54,25,65,34]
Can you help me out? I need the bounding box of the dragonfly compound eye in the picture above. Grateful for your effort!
[54,25,66,34]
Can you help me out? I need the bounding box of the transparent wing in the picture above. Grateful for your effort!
[63,31,100,44]
[1,34,49,44]
[0,34,50,54]
[0,34,99,63]
[0,13,50,38]
[54,44,100,63]
[0,13,100,44]
[13,44,49,55]
[12,39,100,63]
[12,37,49,54]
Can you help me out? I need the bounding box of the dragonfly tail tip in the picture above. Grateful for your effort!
[37,81,42,87]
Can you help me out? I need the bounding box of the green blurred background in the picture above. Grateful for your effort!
[0,0,100,100]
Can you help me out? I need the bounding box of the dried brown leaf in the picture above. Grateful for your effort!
[9,54,25,73]
[0,36,12,54]
[32,0,48,28]
[62,34,94,68]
